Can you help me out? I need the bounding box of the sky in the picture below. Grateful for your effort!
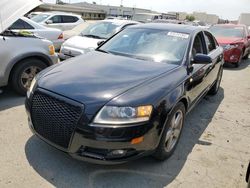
[43,0,250,20]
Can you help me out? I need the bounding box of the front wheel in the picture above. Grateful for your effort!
[11,58,47,95]
[153,102,185,161]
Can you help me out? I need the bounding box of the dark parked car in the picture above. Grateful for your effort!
[26,24,224,164]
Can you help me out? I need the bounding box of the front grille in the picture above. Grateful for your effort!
[31,91,83,148]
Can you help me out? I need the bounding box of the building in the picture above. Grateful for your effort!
[192,12,219,24]
[35,3,106,20]
[72,2,156,19]
[239,13,250,26]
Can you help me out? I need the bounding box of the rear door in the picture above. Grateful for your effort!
[203,31,222,87]
[46,15,63,30]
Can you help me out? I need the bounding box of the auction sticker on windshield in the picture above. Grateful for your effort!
[167,32,189,39]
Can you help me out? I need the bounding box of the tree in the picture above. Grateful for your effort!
[186,15,195,22]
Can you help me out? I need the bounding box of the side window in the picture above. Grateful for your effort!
[9,19,34,30]
[204,32,216,53]
[62,16,79,23]
[191,32,205,59]
[49,16,62,23]
[23,21,34,29]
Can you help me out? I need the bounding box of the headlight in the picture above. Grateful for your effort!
[224,44,239,50]
[49,45,55,55]
[27,77,37,98]
[93,105,153,125]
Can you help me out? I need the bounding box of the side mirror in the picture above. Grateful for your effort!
[97,40,105,47]
[192,54,212,64]
[247,35,250,40]
[45,20,53,24]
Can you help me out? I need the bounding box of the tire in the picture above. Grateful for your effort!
[153,102,186,161]
[235,52,243,68]
[10,58,47,95]
[208,67,223,95]
[243,49,249,60]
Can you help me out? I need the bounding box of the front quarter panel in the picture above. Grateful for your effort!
[0,36,54,87]
[106,65,188,135]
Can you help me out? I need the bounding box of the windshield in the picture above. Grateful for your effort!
[210,26,244,38]
[98,28,189,64]
[80,22,121,39]
[31,14,50,23]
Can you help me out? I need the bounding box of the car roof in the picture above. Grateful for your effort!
[129,23,203,34]
[39,11,81,17]
[99,19,139,25]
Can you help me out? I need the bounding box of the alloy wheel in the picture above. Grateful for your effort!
[21,66,41,89]
[165,110,184,152]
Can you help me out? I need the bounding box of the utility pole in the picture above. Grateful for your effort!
[120,0,123,6]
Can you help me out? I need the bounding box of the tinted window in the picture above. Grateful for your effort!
[191,32,205,59]
[9,19,34,30]
[204,32,216,53]
[49,16,62,23]
[62,16,78,23]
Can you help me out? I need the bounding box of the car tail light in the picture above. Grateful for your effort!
[58,33,63,39]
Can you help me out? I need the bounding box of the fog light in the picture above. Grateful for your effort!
[111,150,127,156]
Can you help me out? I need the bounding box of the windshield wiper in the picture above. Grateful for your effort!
[82,34,105,39]
[96,49,110,54]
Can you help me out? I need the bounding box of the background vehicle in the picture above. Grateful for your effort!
[0,0,58,95]
[27,11,42,19]
[26,24,224,164]
[133,13,162,23]
[31,12,85,31]
[210,24,250,67]
[9,17,64,50]
[59,19,138,60]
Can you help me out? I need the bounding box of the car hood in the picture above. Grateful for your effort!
[63,36,102,50]
[216,37,243,45]
[0,0,42,33]
[38,51,178,109]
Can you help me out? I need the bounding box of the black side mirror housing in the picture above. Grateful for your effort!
[192,54,212,64]
[97,40,105,47]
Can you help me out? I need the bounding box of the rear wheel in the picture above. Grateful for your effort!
[11,58,47,95]
[153,102,185,161]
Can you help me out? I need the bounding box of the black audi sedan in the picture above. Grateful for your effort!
[26,24,224,164]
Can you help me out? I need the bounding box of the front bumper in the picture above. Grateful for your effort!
[25,91,161,164]
[223,48,242,63]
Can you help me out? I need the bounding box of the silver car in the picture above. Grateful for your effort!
[0,0,58,95]
[59,19,138,60]
[9,17,64,50]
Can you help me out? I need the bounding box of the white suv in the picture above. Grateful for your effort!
[31,12,85,31]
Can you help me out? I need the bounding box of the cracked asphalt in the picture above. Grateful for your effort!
[0,60,250,188]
